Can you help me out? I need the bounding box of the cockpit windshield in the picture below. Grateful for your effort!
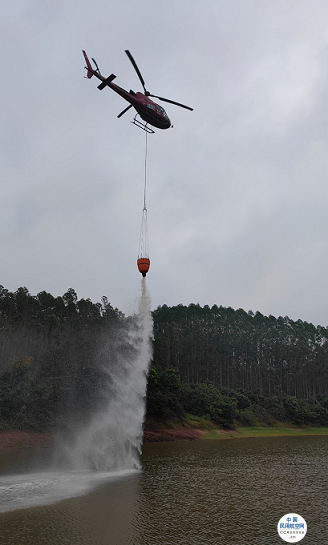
[159,106,169,119]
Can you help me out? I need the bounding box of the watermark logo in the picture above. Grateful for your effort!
[277,513,307,542]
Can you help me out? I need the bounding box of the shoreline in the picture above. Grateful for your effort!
[144,426,328,442]
[0,431,53,450]
[1,426,328,450]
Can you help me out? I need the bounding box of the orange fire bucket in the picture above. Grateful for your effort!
[137,258,150,277]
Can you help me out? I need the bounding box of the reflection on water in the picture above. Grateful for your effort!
[0,469,138,514]
[0,436,327,544]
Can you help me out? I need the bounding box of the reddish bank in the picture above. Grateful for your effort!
[0,429,206,449]
[143,428,206,442]
[0,431,53,450]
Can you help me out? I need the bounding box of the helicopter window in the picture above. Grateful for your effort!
[147,103,155,110]
[159,106,168,119]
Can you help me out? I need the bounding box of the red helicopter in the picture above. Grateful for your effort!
[82,50,193,133]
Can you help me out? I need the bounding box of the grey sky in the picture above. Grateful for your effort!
[1,0,328,325]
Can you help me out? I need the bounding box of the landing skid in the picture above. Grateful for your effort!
[131,115,155,134]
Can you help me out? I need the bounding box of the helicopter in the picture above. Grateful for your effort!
[82,50,193,133]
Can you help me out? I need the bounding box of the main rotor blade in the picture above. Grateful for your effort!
[125,50,147,94]
[149,94,193,111]
[117,104,133,118]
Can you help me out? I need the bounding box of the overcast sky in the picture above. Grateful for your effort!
[2,0,328,325]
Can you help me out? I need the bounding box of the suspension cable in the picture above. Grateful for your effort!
[143,130,148,209]
[138,130,149,259]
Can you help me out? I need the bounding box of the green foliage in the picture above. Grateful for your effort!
[180,382,236,428]
[146,367,184,420]
[182,382,219,416]
[0,285,126,432]
[238,408,258,427]
[152,303,328,399]
[1,286,328,434]
[263,396,285,422]
[145,368,328,429]
[0,359,44,431]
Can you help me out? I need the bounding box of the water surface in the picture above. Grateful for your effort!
[0,436,327,544]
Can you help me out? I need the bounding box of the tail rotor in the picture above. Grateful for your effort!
[82,50,94,79]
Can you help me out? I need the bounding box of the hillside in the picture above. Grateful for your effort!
[0,286,328,432]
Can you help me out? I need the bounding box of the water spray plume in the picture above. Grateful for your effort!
[55,279,153,471]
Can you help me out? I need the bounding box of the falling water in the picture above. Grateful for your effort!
[57,278,153,471]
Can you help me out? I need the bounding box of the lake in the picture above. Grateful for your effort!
[0,435,327,544]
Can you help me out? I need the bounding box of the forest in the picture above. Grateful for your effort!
[152,303,328,398]
[0,286,328,431]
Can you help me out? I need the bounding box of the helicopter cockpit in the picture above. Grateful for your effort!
[159,106,169,119]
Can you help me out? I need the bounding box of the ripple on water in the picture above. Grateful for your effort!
[0,436,327,545]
